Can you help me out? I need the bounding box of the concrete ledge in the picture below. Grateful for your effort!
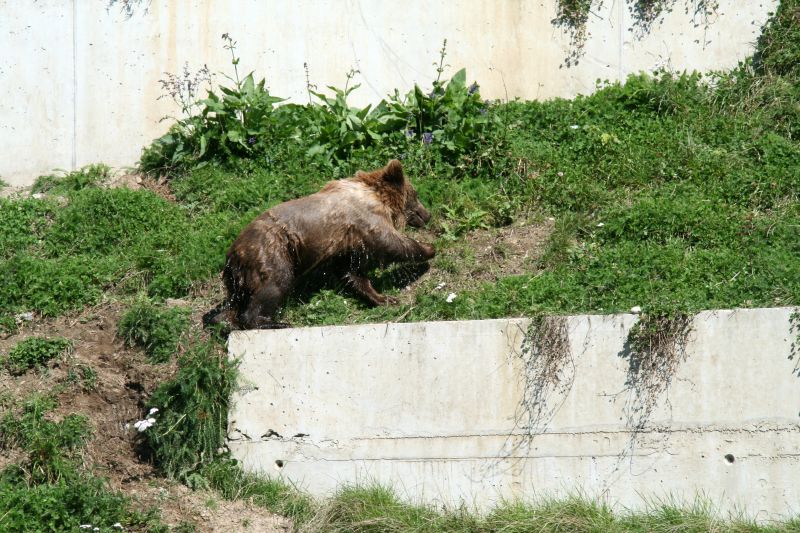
[227,308,800,520]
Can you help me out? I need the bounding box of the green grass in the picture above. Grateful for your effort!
[2,27,798,324]
[144,339,237,481]
[31,164,111,195]
[168,473,800,532]
[198,458,314,523]
[0,196,55,259]
[0,477,165,533]
[0,395,91,483]
[118,299,191,363]
[3,337,73,376]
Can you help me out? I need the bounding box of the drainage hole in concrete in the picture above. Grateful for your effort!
[275,460,285,470]
[724,454,735,464]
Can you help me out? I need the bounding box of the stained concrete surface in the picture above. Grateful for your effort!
[228,308,800,520]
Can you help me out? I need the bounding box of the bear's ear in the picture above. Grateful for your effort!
[383,159,405,185]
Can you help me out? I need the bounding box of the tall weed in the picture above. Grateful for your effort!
[118,300,190,363]
[144,339,237,480]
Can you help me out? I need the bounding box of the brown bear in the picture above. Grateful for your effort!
[204,159,435,330]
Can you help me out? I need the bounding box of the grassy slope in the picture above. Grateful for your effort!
[2,69,798,327]
[2,24,799,328]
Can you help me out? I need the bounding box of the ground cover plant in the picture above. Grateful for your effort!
[31,163,112,195]
[3,337,72,375]
[118,299,190,363]
[2,0,800,529]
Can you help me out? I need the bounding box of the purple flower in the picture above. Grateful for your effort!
[247,136,256,145]
[405,128,416,138]
[468,82,479,95]
[479,107,488,115]
[422,132,433,145]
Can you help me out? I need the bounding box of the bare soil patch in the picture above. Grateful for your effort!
[0,301,287,532]
[396,217,554,302]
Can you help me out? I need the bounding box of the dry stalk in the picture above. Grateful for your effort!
[622,314,692,432]
[515,315,575,435]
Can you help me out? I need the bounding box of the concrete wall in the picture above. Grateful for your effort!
[227,307,800,520]
[1,0,776,186]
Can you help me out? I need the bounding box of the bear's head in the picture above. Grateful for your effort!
[382,159,431,229]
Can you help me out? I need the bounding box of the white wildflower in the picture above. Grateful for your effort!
[569,124,580,129]
[133,417,156,432]
[435,282,446,290]
[446,293,457,303]
[14,311,34,323]
[148,407,159,416]
[597,222,604,227]
[630,306,642,314]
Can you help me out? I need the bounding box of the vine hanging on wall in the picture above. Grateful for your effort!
[553,0,720,66]
[515,315,576,436]
[107,0,152,19]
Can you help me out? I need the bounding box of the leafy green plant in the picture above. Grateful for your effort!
[0,197,55,259]
[66,364,98,392]
[304,68,403,161]
[0,476,166,533]
[552,0,593,66]
[31,164,111,195]
[118,300,190,363]
[140,34,284,172]
[0,314,18,336]
[553,0,720,65]
[439,204,490,241]
[385,41,500,163]
[144,339,237,480]
[755,0,800,78]
[4,337,73,376]
[141,36,499,172]
[623,313,692,433]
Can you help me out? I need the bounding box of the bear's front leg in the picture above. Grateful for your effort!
[343,272,398,306]
[369,231,435,264]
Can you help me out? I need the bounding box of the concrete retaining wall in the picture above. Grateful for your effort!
[1,0,776,186]
[227,307,800,520]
